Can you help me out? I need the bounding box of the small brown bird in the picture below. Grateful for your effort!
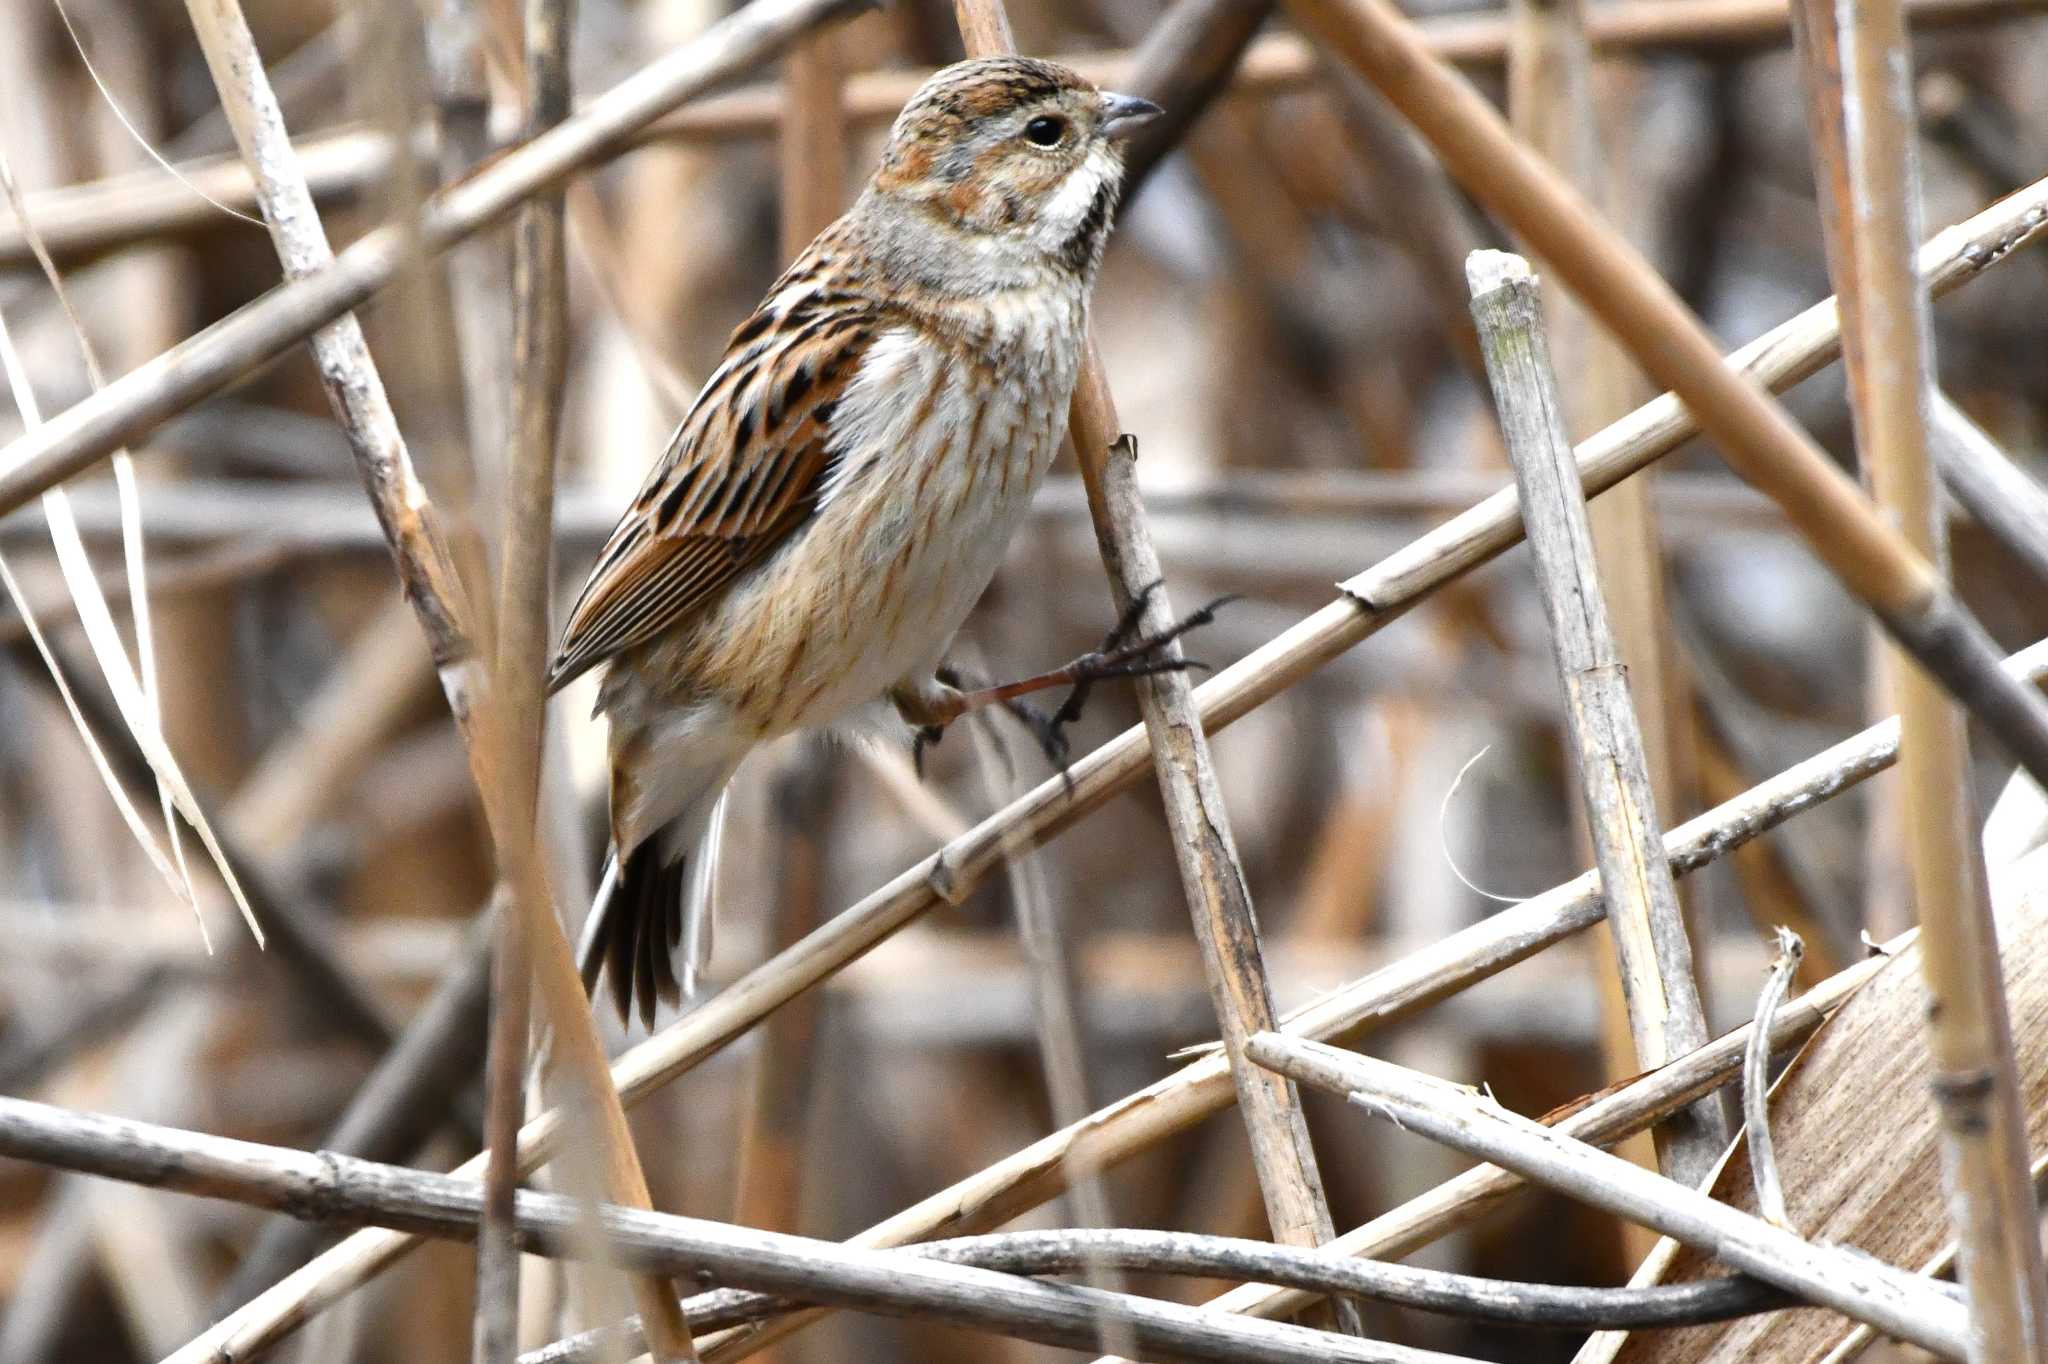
[551,56,1173,1027]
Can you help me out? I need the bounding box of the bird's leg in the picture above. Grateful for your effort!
[892,582,1235,778]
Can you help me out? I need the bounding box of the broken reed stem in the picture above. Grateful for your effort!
[1467,251,1726,1186]
[170,2,691,1360]
[167,182,2048,1362]
[1505,0,1685,1213]
[0,1097,1474,1364]
[950,0,1360,1338]
[1831,0,2048,1348]
[1282,0,2048,795]
[1743,927,1803,1230]
[1247,1036,1973,1359]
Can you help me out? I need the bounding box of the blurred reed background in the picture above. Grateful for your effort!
[1,0,2046,1361]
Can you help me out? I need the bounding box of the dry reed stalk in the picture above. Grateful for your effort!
[1162,933,1906,1332]
[475,0,579,1355]
[173,0,691,1357]
[0,1091,1861,1355]
[1283,0,2048,793]
[1507,0,1689,1214]
[1248,1035,1972,1358]
[0,0,873,520]
[1821,0,2048,1347]
[158,176,2048,1363]
[951,0,1361,1339]
[6,0,2042,275]
[0,1098,1484,1364]
[692,640,2048,1363]
[1468,251,1726,1185]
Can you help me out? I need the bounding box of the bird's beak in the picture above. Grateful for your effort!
[1099,91,1164,139]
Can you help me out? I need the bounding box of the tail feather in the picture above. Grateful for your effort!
[581,841,690,1030]
[577,789,729,1030]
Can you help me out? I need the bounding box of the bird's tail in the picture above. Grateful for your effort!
[577,788,730,1030]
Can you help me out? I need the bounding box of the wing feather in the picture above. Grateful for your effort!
[547,289,879,693]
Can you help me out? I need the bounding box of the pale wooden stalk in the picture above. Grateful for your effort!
[1168,936,1904,1333]
[161,184,2048,1363]
[1247,1035,1972,1359]
[1506,0,1687,1228]
[949,0,1361,1337]
[476,0,578,1355]
[1283,0,2048,793]
[174,2,692,1360]
[1784,0,1916,945]
[1826,0,2048,1348]
[1468,251,1725,1187]
[0,1098,1485,1364]
[5,0,2041,276]
[696,640,2048,1364]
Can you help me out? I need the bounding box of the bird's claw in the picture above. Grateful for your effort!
[1034,580,1236,783]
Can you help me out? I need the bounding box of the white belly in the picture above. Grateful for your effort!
[701,302,1081,736]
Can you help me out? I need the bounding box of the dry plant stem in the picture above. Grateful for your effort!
[0,0,872,520]
[167,185,2048,1364]
[1829,0,2048,1349]
[2,0,2035,274]
[1282,0,2048,794]
[1248,1036,1973,1359]
[953,0,1359,1335]
[0,1095,1805,1355]
[476,0,575,1357]
[1743,928,1802,1229]
[0,1101,1476,1364]
[175,0,690,1358]
[532,1232,1798,1362]
[1468,251,1725,1186]
[476,890,533,1364]
[700,632,2047,1364]
[558,928,1910,1364]
[1507,0,1686,1201]
[1930,393,2048,588]
[1190,934,1907,1329]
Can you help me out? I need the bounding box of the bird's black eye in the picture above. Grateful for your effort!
[1023,114,1067,147]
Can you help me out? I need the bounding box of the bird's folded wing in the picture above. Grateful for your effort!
[547,309,875,693]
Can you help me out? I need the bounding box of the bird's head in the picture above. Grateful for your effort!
[865,56,1161,283]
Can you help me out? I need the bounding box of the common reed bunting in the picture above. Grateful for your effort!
[551,56,1188,1027]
